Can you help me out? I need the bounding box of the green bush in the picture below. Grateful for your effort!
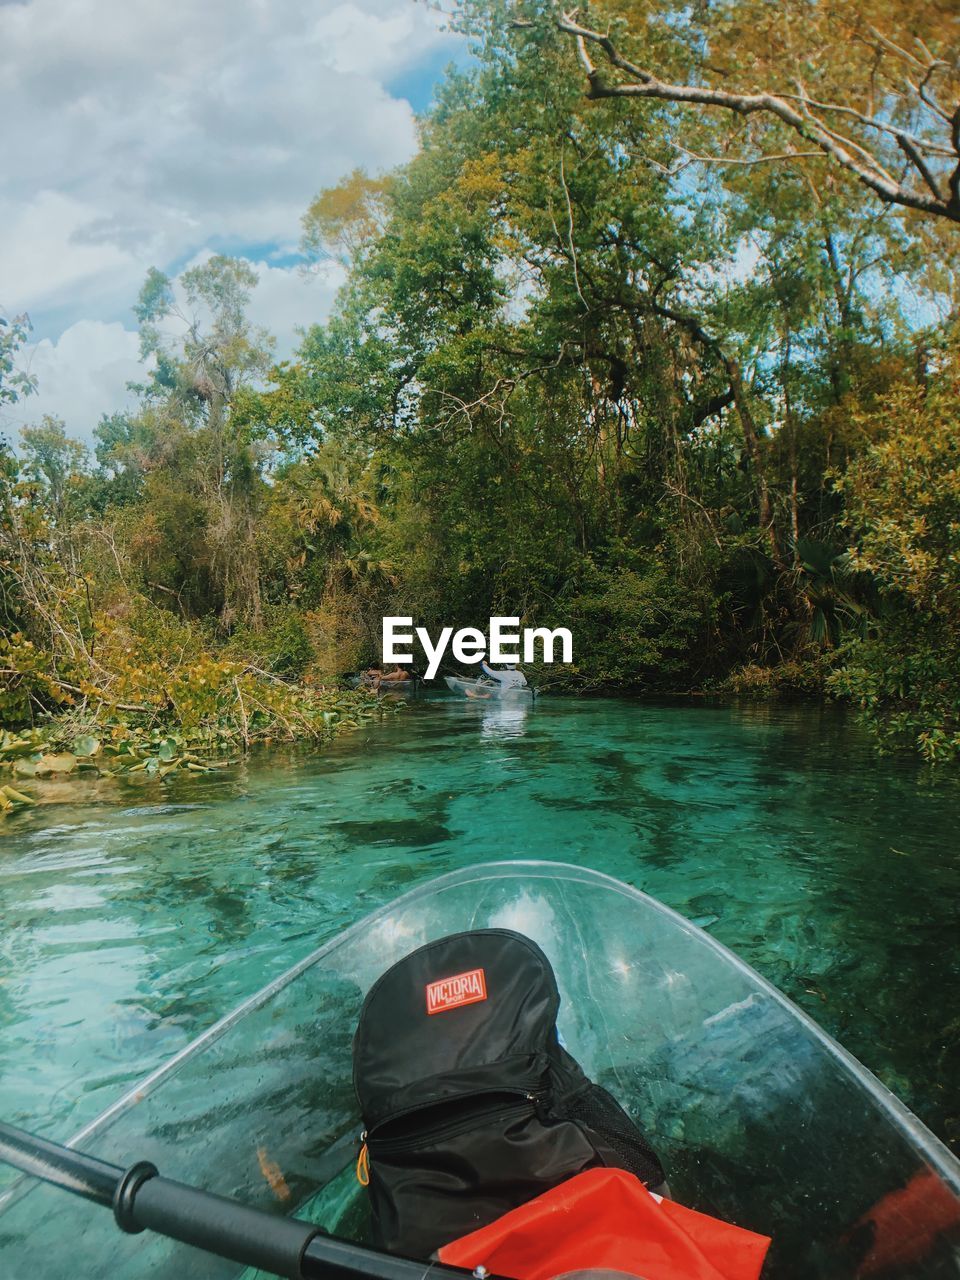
[545,561,711,691]
[830,625,960,762]
[725,658,830,700]
[831,338,960,761]
[227,604,315,678]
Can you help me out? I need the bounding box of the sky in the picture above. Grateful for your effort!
[0,0,466,446]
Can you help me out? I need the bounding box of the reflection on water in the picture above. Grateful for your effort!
[477,696,532,740]
[1,694,958,1166]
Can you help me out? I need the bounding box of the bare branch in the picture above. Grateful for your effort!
[791,81,900,182]
[897,135,945,201]
[559,144,589,310]
[669,142,824,168]
[426,347,572,437]
[555,10,960,226]
[912,59,954,125]
[774,92,954,157]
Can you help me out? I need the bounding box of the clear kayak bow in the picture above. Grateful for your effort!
[1,861,958,1279]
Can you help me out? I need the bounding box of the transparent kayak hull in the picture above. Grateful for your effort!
[1,861,958,1280]
[444,676,534,699]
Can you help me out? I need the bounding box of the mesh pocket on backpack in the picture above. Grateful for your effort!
[566,1083,665,1187]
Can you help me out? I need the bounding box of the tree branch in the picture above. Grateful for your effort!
[555,10,960,225]
[775,91,954,157]
[691,387,735,430]
[559,144,588,311]
[897,135,945,201]
[668,141,825,169]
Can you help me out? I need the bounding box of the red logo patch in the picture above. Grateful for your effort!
[426,967,487,1015]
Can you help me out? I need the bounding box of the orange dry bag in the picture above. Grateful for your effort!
[438,1168,771,1280]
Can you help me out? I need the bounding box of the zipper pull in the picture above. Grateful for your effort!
[528,1092,552,1124]
[356,1136,370,1187]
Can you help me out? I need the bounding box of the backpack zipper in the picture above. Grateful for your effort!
[367,1082,548,1133]
[365,1088,549,1157]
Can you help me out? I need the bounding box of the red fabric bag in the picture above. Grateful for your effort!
[438,1168,771,1280]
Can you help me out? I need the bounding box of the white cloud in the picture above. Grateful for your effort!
[2,259,349,446]
[0,0,462,426]
[2,321,144,446]
[251,261,349,358]
[0,191,141,316]
[311,3,439,75]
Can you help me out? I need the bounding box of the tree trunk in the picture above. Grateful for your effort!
[722,355,786,569]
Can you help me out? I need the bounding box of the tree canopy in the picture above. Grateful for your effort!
[3,0,960,763]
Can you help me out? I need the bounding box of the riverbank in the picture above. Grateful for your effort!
[3,652,954,829]
[0,663,385,819]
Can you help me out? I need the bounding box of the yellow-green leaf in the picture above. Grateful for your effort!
[37,753,78,775]
[1,785,36,807]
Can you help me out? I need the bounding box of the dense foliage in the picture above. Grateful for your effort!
[3,0,960,764]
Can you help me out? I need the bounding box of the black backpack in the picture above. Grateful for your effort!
[353,928,665,1258]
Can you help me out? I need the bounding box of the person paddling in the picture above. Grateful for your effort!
[480,660,527,690]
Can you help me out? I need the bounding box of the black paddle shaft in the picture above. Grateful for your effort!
[0,1122,489,1280]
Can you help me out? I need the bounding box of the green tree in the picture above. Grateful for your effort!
[20,417,89,532]
[0,311,37,409]
[550,0,960,228]
[132,256,275,627]
[831,334,960,759]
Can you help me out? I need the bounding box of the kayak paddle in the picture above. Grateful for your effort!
[0,1122,493,1280]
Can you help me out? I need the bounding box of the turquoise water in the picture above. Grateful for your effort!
[1,694,958,1172]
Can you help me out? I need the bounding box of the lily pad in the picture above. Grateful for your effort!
[72,734,102,759]
[36,753,78,775]
[0,734,40,760]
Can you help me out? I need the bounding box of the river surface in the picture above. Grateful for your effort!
[1,694,958,1177]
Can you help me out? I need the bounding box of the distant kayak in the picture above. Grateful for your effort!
[444,675,535,699]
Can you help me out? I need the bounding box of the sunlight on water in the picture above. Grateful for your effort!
[1,694,958,1167]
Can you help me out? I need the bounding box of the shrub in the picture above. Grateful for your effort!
[544,560,712,691]
[831,340,960,760]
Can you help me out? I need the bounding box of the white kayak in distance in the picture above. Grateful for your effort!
[444,675,535,699]
[1,861,958,1279]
